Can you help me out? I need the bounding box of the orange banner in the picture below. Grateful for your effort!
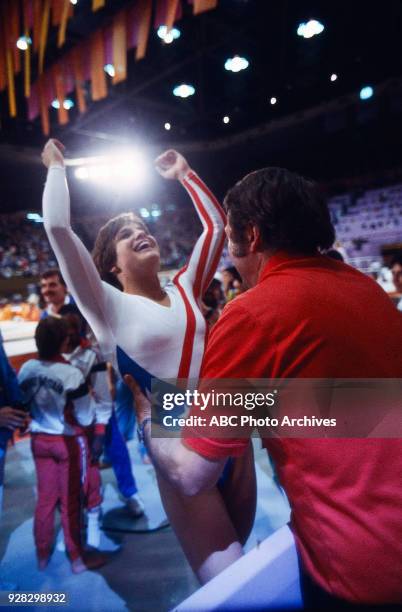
[39,77,50,135]
[193,0,217,15]
[71,47,87,113]
[112,10,127,84]
[33,0,42,52]
[6,46,17,117]
[53,64,69,125]
[92,0,105,12]
[10,0,21,74]
[0,16,6,92]
[166,0,180,31]
[136,0,152,61]
[39,0,51,74]
[51,0,63,26]
[23,0,31,98]
[58,0,71,47]
[90,31,107,101]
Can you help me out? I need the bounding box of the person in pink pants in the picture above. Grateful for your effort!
[18,317,105,574]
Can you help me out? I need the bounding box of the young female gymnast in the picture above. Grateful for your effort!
[41,139,256,583]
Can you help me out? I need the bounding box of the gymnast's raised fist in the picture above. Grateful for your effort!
[155,149,190,181]
[41,138,65,168]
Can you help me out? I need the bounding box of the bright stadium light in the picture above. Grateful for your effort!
[270,97,277,105]
[140,208,150,218]
[27,213,43,223]
[164,122,171,130]
[151,206,162,218]
[104,64,115,77]
[297,19,324,39]
[224,55,249,73]
[75,167,89,180]
[70,0,78,5]
[157,25,181,44]
[223,116,230,124]
[70,150,150,190]
[173,84,195,98]
[51,98,74,110]
[16,36,31,51]
[360,85,374,100]
[330,73,338,82]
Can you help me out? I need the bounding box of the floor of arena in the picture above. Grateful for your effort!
[0,438,290,612]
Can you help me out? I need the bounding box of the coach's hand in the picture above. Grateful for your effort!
[123,375,151,426]
[155,149,190,181]
[41,138,65,168]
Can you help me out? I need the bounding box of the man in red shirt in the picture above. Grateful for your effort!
[128,167,402,608]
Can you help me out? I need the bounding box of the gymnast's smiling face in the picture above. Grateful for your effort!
[111,220,161,283]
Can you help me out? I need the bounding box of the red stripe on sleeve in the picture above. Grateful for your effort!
[182,178,213,299]
[185,171,226,225]
[173,269,197,379]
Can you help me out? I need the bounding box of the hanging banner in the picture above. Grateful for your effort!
[90,31,107,101]
[33,0,42,53]
[154,0,182,31]
[112,10,127,84]
[53,63,69,125]
[135,0,152,60]
[38,0,51,74]
[193,0,217,15]
[39,76,50,135]
[58,0,71,47]
[71,47,87,113]
[92,0,105,12]
[10,0,21,75]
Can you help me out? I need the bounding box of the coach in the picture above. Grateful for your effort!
[128,167,402,608]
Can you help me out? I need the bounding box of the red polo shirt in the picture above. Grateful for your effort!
[185,252,402,604]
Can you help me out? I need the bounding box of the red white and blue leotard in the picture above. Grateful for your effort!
[43,165,226,392]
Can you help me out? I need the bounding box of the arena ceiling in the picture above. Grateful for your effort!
[1,0,402,213]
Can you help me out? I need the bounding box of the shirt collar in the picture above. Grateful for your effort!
[258,250,321,284]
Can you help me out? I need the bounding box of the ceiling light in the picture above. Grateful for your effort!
[52,98,74,110]
[140,208,150,218]
[70,0,78,5]
[297,20,324,39]
[223,116,230,124]
[164,122,171,130]
[26,213,43,222]
[104,64,115,77]
[16,36,31,51]
[157,25,181,44]
[224,55,249,73]
[75,167,89,180]
[330,73,338,82]
[360,86,373,100]
[173,84,195,98]
[270,97,277,105]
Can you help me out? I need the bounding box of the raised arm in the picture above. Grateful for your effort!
[42,140,116,361]
[155,150,226,299]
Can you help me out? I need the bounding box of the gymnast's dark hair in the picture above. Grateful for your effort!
[92,212,144,291]
[223,167,335,254]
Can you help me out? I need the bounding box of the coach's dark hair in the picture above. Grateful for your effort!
[40,268,66,287]
[92,212,144,291]
[35,316,68,360]
[223,167,335,254]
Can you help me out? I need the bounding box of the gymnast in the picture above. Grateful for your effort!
[41,139,256,583]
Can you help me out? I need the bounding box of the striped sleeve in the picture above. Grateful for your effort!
[175,171,226,299]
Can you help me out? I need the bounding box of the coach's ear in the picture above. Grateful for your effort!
[110,265,121,275]
[248,224,263,253]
